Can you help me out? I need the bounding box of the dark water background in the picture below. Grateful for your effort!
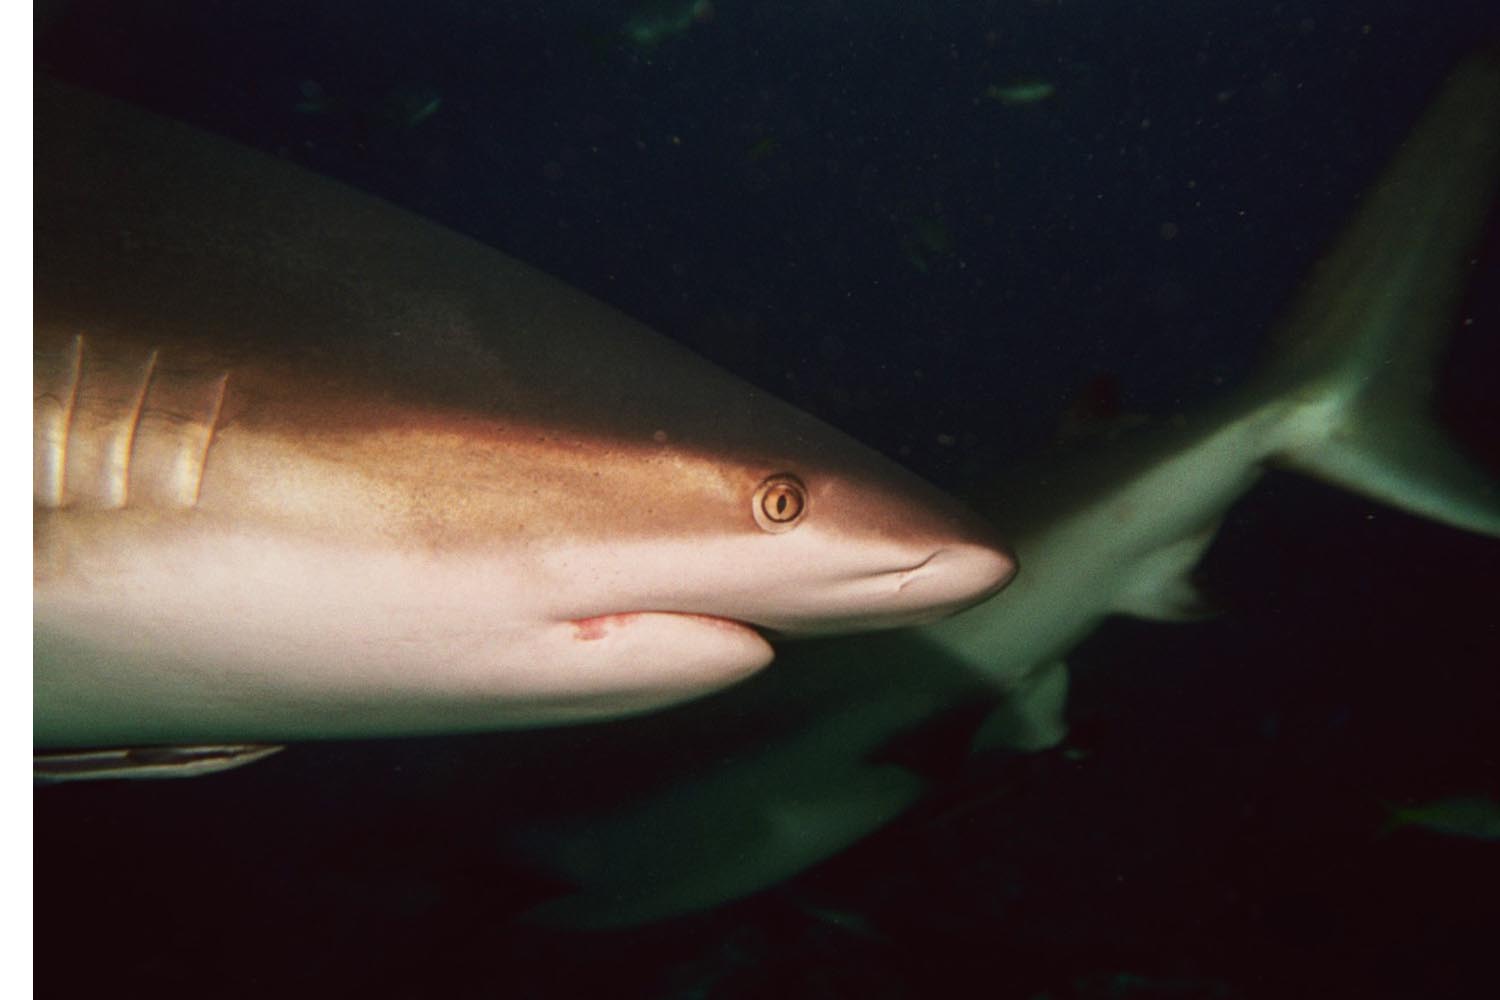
[34,3,1500,997]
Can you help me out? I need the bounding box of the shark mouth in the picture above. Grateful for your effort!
[566,610,760,643]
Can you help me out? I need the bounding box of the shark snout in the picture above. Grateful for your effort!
[873,541,1017,623]
[892,544,1016,600]
[760,478,1019,634]
[841,463,1019,623]
[871,482,1019,621]
[761,537,1016,637]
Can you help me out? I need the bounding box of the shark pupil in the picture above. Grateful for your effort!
[763,485,801,522]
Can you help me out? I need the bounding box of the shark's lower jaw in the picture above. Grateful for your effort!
[548,610,774,714]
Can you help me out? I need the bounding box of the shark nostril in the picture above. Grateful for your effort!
[892,550,944,592]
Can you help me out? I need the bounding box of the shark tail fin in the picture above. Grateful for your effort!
[1253,48,1500,537]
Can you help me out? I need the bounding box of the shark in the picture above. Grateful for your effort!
[492,48,1500,927]
[31,79,1016,779]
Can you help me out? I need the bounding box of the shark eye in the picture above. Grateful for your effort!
[753,474,807,533]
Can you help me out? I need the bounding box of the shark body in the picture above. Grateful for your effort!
[501,49,1500,927]
[32,81,1015,769]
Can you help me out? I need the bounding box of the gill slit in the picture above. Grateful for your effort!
[117,348,159,507]
[55,335,84,505]
[192,371,230,507]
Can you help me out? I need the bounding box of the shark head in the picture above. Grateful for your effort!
[368,385,1019,723]
[466,372,1018,640]
[545,448,1017,640]
[32,78,1016,746]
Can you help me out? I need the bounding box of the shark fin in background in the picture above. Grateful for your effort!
[1110,521,1222,622]
[33,744,283,782]
[1255,48,1500,537]
[1282,402,1500,536]
[970,659,1070,754]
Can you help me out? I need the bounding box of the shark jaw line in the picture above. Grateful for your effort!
[565,610,761,644]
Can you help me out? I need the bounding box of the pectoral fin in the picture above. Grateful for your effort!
[1112,524,1220,622]
[34,744,283,782]
[971,659,1071,754]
